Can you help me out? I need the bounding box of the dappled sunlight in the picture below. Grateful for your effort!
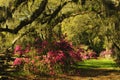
[77,58,118,69]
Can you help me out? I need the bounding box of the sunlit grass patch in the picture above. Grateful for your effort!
[77,58,118,69]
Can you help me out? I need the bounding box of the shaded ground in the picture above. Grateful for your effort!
[68,68,120,80]
[1,68,120,80]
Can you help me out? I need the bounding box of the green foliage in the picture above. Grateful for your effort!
[61,0,120,55]
[61,13,105,53]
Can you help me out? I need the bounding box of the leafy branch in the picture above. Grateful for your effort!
[0,0,48,34]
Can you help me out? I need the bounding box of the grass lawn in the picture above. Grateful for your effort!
[77,58,119,69]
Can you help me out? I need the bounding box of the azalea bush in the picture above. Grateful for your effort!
[81,51,97,60]
[75,47,97,60]
[12,38,83,76]
[100,49,113,59]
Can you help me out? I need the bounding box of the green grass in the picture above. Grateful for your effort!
[77,58,118,69]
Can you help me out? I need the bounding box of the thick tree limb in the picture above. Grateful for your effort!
[52,11,94,27]
[0,0,48,34]
[46,1,68,41]
[47,2,67,24]
[52,13,74,27]
[113,41,120,51]
[0,0,26,23]
[37,2,68,25]
[12,0,28,13]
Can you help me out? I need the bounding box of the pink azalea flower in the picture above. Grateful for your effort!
[14,45,24,55]
[42,40,48,48]
[31,60,35,64]
[83,54,90,60]
[56,52,66,61]
[49,71,55,75]
[23,58,30,63]
[14,45,21,51]
[69,51,82,61]
[25,47,30,53]
[35,38,40,42]
[13,58,23,66]
[47,51,56,57]
[36,48,43,54]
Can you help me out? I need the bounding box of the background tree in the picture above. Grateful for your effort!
[61,0,120,64]
[0,0,79,51]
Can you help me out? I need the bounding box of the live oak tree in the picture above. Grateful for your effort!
[0,0,79,51]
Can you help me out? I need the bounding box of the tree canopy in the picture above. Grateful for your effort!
[0,0,120,63]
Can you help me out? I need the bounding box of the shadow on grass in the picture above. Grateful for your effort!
[68,59,120,78]
[70,68,120,77]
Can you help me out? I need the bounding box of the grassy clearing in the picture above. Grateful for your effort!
[77,58,119,69]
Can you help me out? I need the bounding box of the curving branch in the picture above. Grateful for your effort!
[47,2,67,24]
[113,41,120,51]
[0,0,48,34]
[0,0,27,23]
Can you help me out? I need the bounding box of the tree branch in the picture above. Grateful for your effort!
[47,2,67,24]
[0,0,48,34]
[52,11,92,27]
[0,0,27,23]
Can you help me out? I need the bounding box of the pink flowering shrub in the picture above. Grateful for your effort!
[82,52,97,60]
[54,40,73,51]
[13,58,30,66]
[14,45,23,55]
[13,38,99,76]
[69,51,82,61]
[81,54,90,60]
[88,51,97,59]
[75,48,97,60]
[46,50,66,64]
[13,42,98,75]
[100,49,113,58]
[14,45,30,56]
[13,58,23,66]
